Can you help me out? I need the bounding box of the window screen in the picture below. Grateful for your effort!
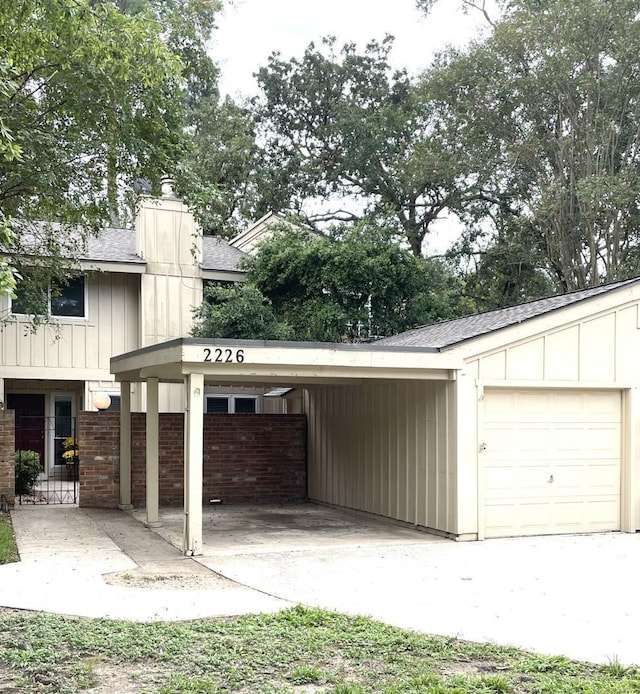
[206,397,229,413]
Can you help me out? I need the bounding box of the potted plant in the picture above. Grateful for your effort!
[62,437,78,481]
[15,450,41,495]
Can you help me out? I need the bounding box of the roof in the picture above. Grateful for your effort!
[377,277,640,350]
[84,227,143,265]
[42,226,242,273]
[201,235,244,272]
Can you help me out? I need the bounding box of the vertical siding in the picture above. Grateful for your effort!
[0,273,139,374]
[305,380,454,534]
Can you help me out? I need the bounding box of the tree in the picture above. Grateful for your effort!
[192,222,469,343]
[426,0,640,290]
[0,0,186,316]
[192,283,292,340]
[252,38,477,256]
[179,96,261,238]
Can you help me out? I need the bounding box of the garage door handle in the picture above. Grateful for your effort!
[548,474,554,483]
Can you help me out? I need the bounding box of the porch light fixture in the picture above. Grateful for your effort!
[93,392,112,411]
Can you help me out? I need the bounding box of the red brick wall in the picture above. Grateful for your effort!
[0,411,15,506]
[79,413,307,508]
[78,412,120,508]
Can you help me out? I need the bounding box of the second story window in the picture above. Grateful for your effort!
[11,276,86,319]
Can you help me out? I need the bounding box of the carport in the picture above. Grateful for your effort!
[110,337,461,555]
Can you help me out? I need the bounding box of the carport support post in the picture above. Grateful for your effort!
[183,372,204,556]
[118,382,133,509]
[146,377,160,526]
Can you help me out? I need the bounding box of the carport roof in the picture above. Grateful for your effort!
[110,337,462,386]
[377,276,640,350]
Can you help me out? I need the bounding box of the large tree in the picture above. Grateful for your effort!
[1,0,185,234]
[193,222,468,342]
[0,0,193,320]
[426,0,640,290]
[252,37,479,256]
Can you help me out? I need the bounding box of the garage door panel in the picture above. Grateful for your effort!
[483,389,621,538]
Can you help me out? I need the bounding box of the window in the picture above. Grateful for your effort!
[205,395,257,414]
[11,276,86,318]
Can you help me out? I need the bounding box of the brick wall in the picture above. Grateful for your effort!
[79,413,307,508]
[0,411,15,506]
[77,412,120,508]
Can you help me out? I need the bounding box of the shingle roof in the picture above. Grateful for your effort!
[202,235,244,272]
[85,229,243,272]
[377,277,640,350]
[84,227,142,264]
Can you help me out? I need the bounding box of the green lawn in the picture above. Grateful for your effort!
[0,512,18,564]
[0,606,637,693]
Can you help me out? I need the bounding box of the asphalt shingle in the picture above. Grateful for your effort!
[377,277,640,350]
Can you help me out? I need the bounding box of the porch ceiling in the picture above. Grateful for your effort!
[110,337,462,387]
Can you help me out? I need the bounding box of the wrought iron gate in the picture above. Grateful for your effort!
[14,415,78,504]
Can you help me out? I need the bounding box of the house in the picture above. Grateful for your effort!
[107,276,640,552]
[0,177,280,480]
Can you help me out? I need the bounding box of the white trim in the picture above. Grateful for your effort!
[204,394,259,414]
[476,379,634,390]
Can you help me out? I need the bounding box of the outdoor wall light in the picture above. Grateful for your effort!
[93,392,112,411]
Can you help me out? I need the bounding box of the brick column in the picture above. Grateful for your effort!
[77,412,120,508]
[0,411,15,506]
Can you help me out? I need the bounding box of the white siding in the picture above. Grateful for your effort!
[305,380,455,534]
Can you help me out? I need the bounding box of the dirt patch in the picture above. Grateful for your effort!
[103,568,237,590]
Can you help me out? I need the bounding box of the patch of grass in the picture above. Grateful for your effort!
[0,605,638,693]
[0,512,18,564]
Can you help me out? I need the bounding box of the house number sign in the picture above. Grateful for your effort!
[203,347,245,363]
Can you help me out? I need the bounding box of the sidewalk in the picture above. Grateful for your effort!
[0,505,290,621]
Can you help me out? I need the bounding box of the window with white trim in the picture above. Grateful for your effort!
[205,395,258,414]
[11,275,86,318]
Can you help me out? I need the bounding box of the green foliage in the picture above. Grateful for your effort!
[0,513,18,564]
[253,37,474,256]
[0,0,188,318]
[192,283,293,341]
[14,450,40,495]
[243,222,468,341]
[191,221,469,343]
[0,607,638,693]
[179,96,260,238]
[428,0,640,290]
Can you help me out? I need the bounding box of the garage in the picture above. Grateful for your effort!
[481,388,621,538]
[106,277,640,553]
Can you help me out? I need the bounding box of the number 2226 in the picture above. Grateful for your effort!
[203,348,245,363]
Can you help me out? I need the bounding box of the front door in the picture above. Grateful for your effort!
[7,394,46,471]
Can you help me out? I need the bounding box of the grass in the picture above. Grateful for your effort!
[0,512,18,564]
[0,605,638,693]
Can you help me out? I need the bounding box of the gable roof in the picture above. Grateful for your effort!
[377,277,640,350]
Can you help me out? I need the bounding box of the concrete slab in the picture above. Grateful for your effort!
[0,505,290,621]
[143,503,640,667]
[5,502,640,667]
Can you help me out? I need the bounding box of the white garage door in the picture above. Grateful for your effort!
[482,389,621,538]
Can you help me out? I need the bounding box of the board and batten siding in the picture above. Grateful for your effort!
[305,380,456,535]
[456,300,640,536]
[0,272,139,377]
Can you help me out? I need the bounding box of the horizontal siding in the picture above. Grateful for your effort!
[305,380,454,534]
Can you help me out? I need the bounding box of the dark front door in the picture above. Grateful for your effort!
[7,394,46,470]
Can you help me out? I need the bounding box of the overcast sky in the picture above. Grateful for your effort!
[211,0,495,98]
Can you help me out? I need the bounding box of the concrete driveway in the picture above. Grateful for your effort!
[145,503,640,666]
[4,503,640,666]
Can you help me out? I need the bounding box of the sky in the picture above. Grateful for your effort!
[211,0,496,99]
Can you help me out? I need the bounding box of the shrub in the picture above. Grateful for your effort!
[15,450,41,495]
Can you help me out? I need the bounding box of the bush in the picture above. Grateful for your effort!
[15,450,41,495]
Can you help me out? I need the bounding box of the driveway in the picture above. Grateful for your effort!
[4,503,639,666]
[145,503,640,666]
